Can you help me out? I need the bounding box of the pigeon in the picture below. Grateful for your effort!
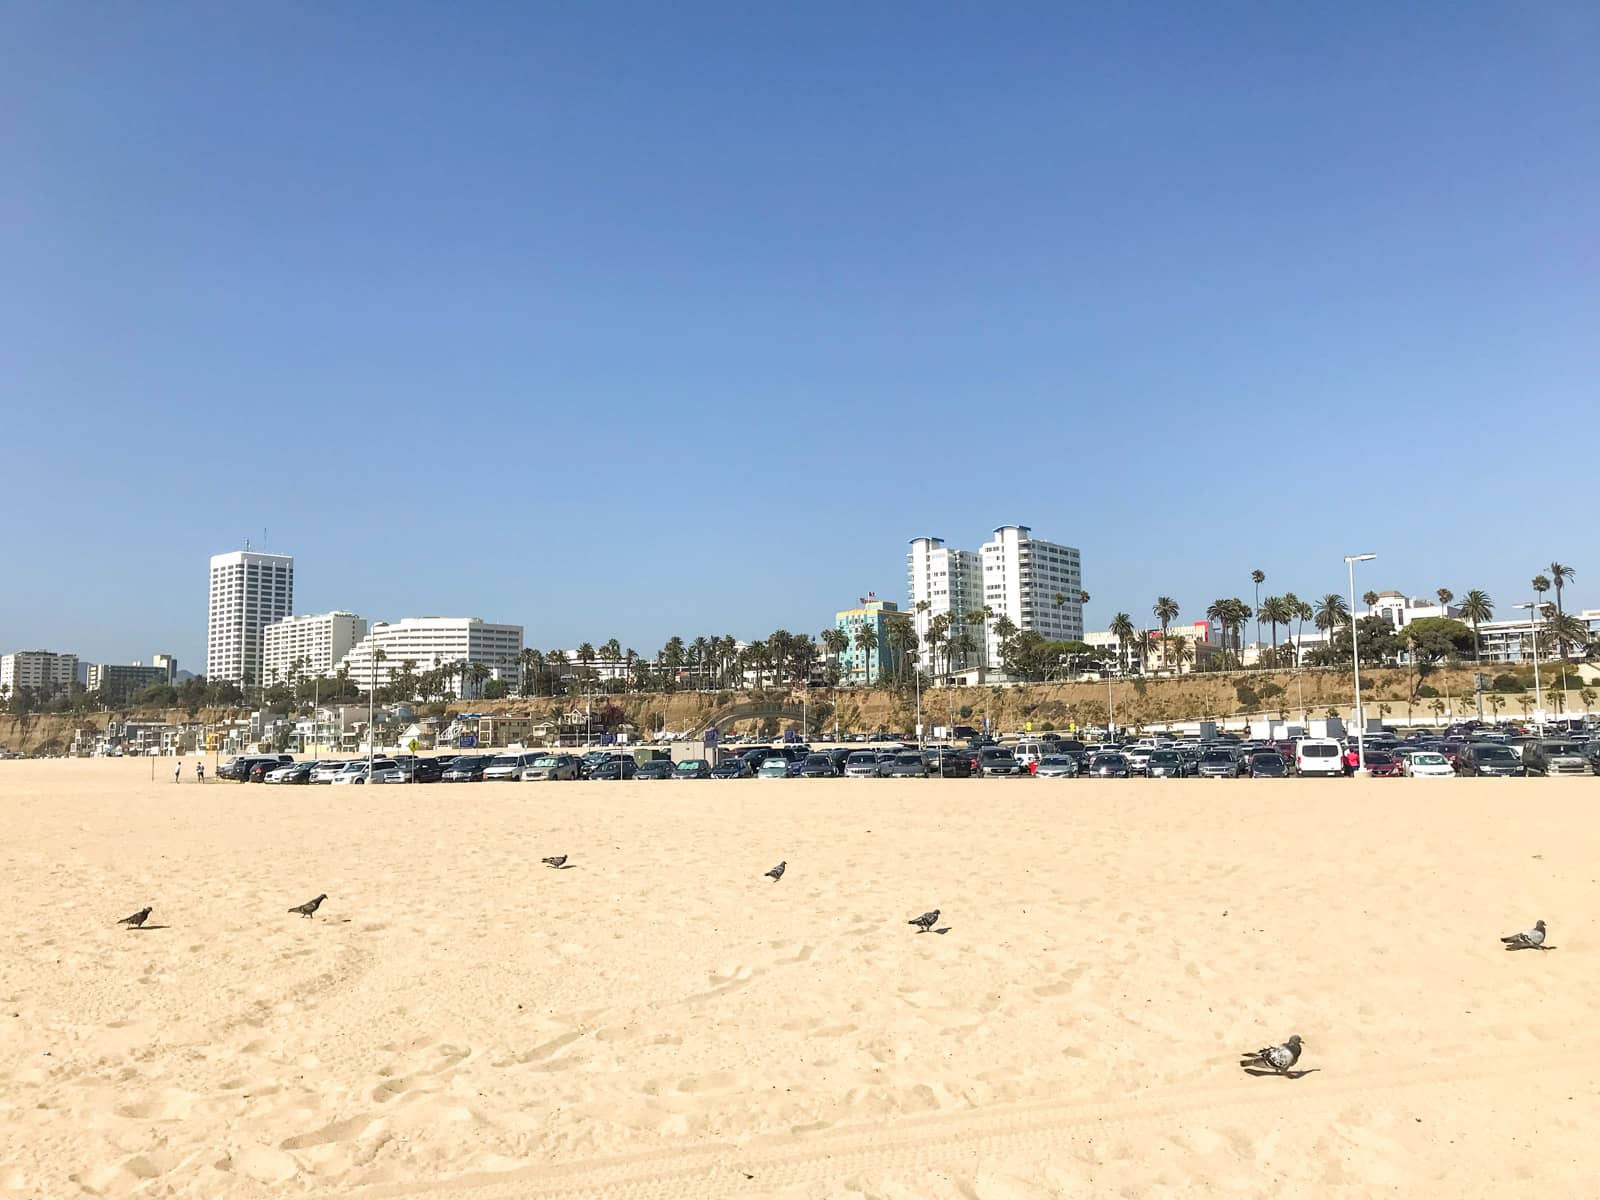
[117,906,152,928]
[541,855,568,869]
[908,909,940,933]
[1242,1034,1304,1074]
[1501,919,1548,951]
[765,861,786,881]
[288,894,327,919]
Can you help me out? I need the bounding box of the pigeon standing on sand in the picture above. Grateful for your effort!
[1242,1034,1304,1074]
[1501,919,1548,951]
[765,861,786,881]
[908,909,940,933]
[118,906,152,928]
[288,894,327,919]
[541,855,568,869]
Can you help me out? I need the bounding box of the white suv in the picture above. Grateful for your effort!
[1294,738,1345,777]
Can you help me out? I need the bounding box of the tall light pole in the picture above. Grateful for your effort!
[1344,553,1377,773]
[1515,602,1544,733]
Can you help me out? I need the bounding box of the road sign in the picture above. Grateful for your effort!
[458,734,477,748]
[1025,720,1033,732]
[704,728,719,746]
[408,739,419,752]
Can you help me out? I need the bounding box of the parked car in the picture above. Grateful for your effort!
[1145,750,1188,779]
[755,757,790,779]
[1294,738,1345,777]
[412,758,447,783]
[791,754,831,778]
[927,749,974,778]
[1455,742,1527,777]
[978,751,1026,777]
[1522,741,1592,777]
[1402,751,1454,778]
[1246,752,1290,778]
[1361,750,1403,778]
[672,758,713,779]
[440,754,493,782]
[1124,747,1155,776]
[330,760,370,785]
[1012,741,1049,772]
[308,760,346,784]
[522,754,581,781]
[220,754,289,782]
[1034,755,1080,779]
[843,751,882,779]
[710,758,753,779]
[885,752,929,778]
[590,757,638,780]
[331,758,400,785]
[366,759,407,784]
[1086,752,1131,778]
[482,752,541,781]
[635,759,676,780]
[266,761,316,784]
[1197,748,1243,779]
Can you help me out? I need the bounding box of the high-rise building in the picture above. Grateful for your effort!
[150,654,178,683]
[86,662,173,702]
[263,612,368,685]
[1,650,79,699]
[336,617,524,698]
[980,526,1084,664]
[906,537,987,674]
[207,550,294,685]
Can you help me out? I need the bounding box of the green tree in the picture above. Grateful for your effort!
[1458,589,1493,662]
[1258,595,1293,668]
[1436,587,1454,612]
[1532,574,1550,613]
[1548,562,1575,615]
[1109,612,1136,675]
[1313,593,1350,658]
[1152,596,1179,674]
[1250,569,1265,648]
[852,622,878,685]
[1543,611,1589,664]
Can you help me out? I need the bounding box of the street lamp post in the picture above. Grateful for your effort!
[1515,602,1544,733]
[1344,553,1377,773]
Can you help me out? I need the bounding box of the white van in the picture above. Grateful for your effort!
[1013,741,1048,771]
[1294,738,1345,777]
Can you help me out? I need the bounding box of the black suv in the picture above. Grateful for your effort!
[220,754,291,782]
[1454,742,1526,777]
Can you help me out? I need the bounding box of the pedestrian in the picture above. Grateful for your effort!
[174,761,182,783]
[196,761,205,784]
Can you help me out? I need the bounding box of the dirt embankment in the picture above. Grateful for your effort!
[2,663,1577,754]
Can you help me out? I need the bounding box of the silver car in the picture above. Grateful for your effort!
[521,754,580,781]
[484,752,541,781]
[1034,755,1079,779]
[843,751,881,778]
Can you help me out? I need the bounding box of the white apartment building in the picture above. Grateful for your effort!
[980,526,1084,665]
[1,650,79,698]
[207,549,294,685]
[263,611,368,685]
[906,537,987,672]
[1366,590,1460,629]
[336,617,524,697]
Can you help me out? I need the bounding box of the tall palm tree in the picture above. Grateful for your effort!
[1532,574,1551,610]
[852,623,877,685]
[1109,612,1136,676]
[820,627,849,674]
[1313,593,1350,660]
[966,605,994,671]
[1548,562,1575,615]
[1258,595,1292,667]
[1362,590,1379,608]
[886,620,919,684]
[1458,589,1493,662]
[1152,597,1179,674]
[1251,570,1265,649]
[1544,611,1588,664]
[1205,600,1228,659]
[1167,634,1193,672]
[991,615,1018,675]
[1436,587,1454,612]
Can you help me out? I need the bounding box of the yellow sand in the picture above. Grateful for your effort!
[1,760,1595,1199]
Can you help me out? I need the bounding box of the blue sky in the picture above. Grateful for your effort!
[5,2,1597,669]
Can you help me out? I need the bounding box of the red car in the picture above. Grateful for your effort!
[1361,750,1403,777]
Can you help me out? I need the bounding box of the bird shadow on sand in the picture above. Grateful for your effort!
[127,925,172,932]
[934,927,952,935]
[1504,944,1556,952]
[1240,1066,1320,1079]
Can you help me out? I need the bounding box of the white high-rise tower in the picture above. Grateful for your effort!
[207,549,294,685]
[980,526,1083,664]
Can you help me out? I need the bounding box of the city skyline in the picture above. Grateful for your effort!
[6,6,1596,668]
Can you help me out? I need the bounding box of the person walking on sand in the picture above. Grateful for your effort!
[174,761,182,783]
[196,761,205,784]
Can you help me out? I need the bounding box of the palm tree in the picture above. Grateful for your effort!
[1313,593,1350,660]
[991,615,1018,675]
[1362,591,1379,608]
[1166,634,1193,672]
[1109,613,1136,676]
[852,623,877,685]
[927,612,952,677]
[1258,595,1292,667]
[1251,570,1265,649]
[1152,597,1179,674]
[1458,590,1493,662]
[820,628,849,674]
[1532,574,1550,611]
[886,620,919,684]
[1436,587,1454,612]
[1487,693,1505,721]
[465,662,491,699]
[1548,562,1575,615]
[966,605,994,671]
[1543,611,1588,664]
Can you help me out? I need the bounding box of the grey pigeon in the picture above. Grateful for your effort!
[288,893,327,919]
[908,909,940,933]
[1501,919,1548,951]
[541,855,568,869]
[117,906,152,928]
[765,861,786,881]
[1242,1034,1304,1074]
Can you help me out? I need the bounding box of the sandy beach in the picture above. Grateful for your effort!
[2,759,1595,1198]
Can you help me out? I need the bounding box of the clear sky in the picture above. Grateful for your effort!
[5,2,1597,670]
